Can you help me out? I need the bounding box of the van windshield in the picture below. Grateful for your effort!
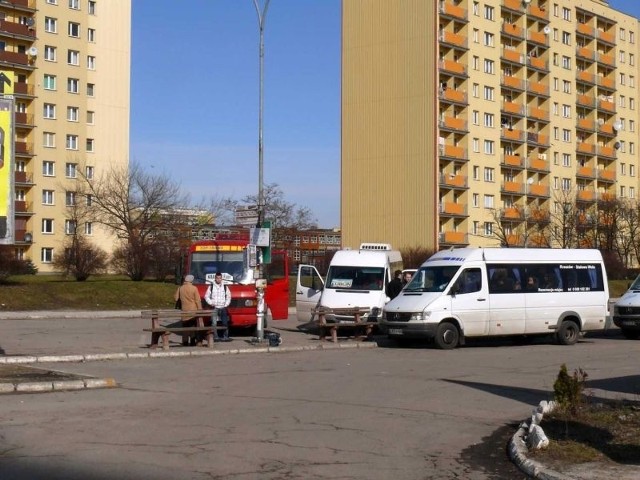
[405,265,461,293]
[630,276,640,291]
[325,266,384,291]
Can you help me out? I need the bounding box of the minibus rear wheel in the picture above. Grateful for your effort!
[556,319,579,345]
[434,322,459,350]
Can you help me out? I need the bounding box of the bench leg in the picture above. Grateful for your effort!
[162,332,170,351]
[331,326,338,343]
[206,330,214,348]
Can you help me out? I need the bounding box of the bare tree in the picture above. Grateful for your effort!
[488,205,527,247]
[78,162,191,281]
[241,183,317,229]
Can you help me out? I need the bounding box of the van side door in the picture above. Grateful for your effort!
[296,265,324,322]
[487,264,525,336]
[449,266,490,336]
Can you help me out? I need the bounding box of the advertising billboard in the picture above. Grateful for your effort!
[0,71,14,245]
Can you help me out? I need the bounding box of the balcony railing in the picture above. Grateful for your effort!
[598,169,616,182]
[501,75,526,90]
[502,23,525,39]
[14,200,33,214]
[577,118,596,131]
[576,190,597,202]
[439,144,468,161]
[501,128,525,142]
[0,50,29,67]
[596,29,615,45]
[14,82,35,96]
[577,166,596,179]
[501,181,525,194]
[439,202,467,216]
[439,115,468,131]
[439,30,468,49]
[597,145,616,159]
[439,59,467,76]
[439,1,468,20]
[527,30,549,47]
[527,80,549,96]
[597,52,615,67]
[577,71,596,85]
[438,231,468,245]
[502,101,525,115]
[528,4,549,21]
[14,171,33,184]
[15,141,34,155]
[577,142,597,155]
[527,157,550,172]
[0,19,36,39]
[527,184,550,197]
[577,23,595,38]
[439,173,468,189]
[439,88,467,104]
[501,154,524,168]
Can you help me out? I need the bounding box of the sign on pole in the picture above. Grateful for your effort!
[235,205,259,227]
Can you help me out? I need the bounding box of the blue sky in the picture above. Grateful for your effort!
[130,0,640,229]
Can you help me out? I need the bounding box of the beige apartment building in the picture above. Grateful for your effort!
[2,0,130,272]
[342,0,640,252]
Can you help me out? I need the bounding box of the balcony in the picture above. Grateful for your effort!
[576,94,596,108]
[527,208,550,224]
[439,59,467,77]
[597,98,615,113]
[597,122,614,136]
[527,81,549,97]
[526,132,549,146]
[527,56,548,72]
[502,101,524,116]
[527,106,549,122]
[439,88,467,104]
[15,141,34,156]
[505,234,525,247]
[577,142,597,155]
[14,200,33,215]
[576,190,597,202]
[528,4,549,21]
[501,75,526,91]
[598,75,615,90]
[439,144,468,161]
[439,115,468,132]
[439,173,468,189]
[0,19,36,40]
[439,1,468,21]
[0,50,31,69]
[440,30,468,49]
[577,166,596,179]
[527,157,550,172]
[576,47,596,61]
[501,181,525,194]
[501,48,524,64]
[527,184,550,198]
[596,29,615,45]
[527,30,549,47]
[502,207,525,220]
[576,118,596,132]
[501,127,525,142]
[14,82,35,97]
[597,52,615,67]
[502,23,525,40]
[439,202,467,217]
[438,231,468,245]
[8,0,36,9]
[14,112,34,127]
[501,0,523,12]
[577,23,595,38]
[576,71,596,85]
[597,145,616,159]
[597,169,616,183]
[501,154,524,169]
[14,171,33,185]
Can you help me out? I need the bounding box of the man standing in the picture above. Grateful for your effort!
[173,274,203,347]
[386,270,403,300]
[205,272,231,341]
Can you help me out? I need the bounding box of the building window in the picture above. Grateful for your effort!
[45,17,57,33]
[85,222,93,235]
[65,162,77,178]
[85,166,94,179]
[621,163,627,175]
[484,5,494,21]
[472,110,479,125]
[68,0,79,9]
[86,138,94,152]
[631,143,636,156]
[631,164,636,176]
[43,103,56,119]
[68,22,80,38]
[87,110,95,124]
[87,28,96,42]
[631,187,636,199]
[472,193,479,207]
[483,140,494,154]
[562,178,571,191]
[472,56,479,70]
[562,80,571,93]
[44,74,57,90]
[67,106,79,122]
[41,248,54,263]
[472,138,479,152]
[43,132,55,147]
[67,49,79,65]
[87,55,95,70]
[87,83,95,96]
[86,194,93,206]
[562,129,571,142]
[562,31,571,45]
[483,86,494,100]
[42,218,54,234]
[42,161,55,176]
[484,195,494,208]
[44,45,56,61]
[472,1,479,16]
[472,83,479,97]
[630,98,635,110]
[562,104,571,118]
[484,59,494,74]
[562,7,570,21]
[483,112,494,127]
[561,56,571,69]
[65,191,76,206]
[46,0,57,4]
[484,167,494,182]
[42,190,54,205]
[484,222,493,236]
[67,77,79,93]
[66,135,78,150]
[88,0,96,15]
[620,185,626,198]
[65,220,76,235]
[483,32,494,47]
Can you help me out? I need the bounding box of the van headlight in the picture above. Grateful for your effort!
[410,311,430,322]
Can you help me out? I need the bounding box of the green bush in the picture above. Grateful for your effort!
[553,363,588,414]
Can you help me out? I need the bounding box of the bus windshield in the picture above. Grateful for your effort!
[325,266,384,291]
[189,251,245,283]
[405,265,461,293]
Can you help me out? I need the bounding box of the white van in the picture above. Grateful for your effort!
[296,243,402,322]
[380,248,609,349]
[612,276,640,339]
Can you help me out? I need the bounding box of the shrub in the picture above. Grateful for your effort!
[553,363,588,414]
[400,245,437,269]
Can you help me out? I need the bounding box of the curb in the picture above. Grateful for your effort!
[0,341,378,365]
[0,377,117,394]
[508,401,576,480]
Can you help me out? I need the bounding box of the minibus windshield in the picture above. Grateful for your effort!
[404,265,461,293]
[325,266,384,291]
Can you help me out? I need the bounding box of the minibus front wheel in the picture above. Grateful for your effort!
[556,319,580,346]
[434,321,460,350]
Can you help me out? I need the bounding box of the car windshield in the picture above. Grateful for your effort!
[404,265,461,293]
[325,266,384,291]
[629,275,640,291]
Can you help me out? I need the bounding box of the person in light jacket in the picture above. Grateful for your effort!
[175,274,203,346]
[204,272,231,341]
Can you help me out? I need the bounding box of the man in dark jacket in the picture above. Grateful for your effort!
[386,270,403,299]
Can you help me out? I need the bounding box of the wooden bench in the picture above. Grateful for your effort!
[313,307,375,343]
[141,309,229,350]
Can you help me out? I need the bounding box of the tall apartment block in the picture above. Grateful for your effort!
[342,0,640,251]
[0,0,130,272]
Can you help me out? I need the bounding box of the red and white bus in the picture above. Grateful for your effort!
[178,232,290,329]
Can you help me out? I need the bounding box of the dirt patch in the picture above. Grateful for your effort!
[0,364,87,383]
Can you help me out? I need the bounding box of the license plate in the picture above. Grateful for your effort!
[389,328,403,335]
[623,321,639,327]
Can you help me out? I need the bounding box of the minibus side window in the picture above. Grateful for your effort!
[452,268,482,294]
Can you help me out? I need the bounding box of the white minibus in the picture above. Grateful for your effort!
[296,243,402,322]
[380,248,609,349]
